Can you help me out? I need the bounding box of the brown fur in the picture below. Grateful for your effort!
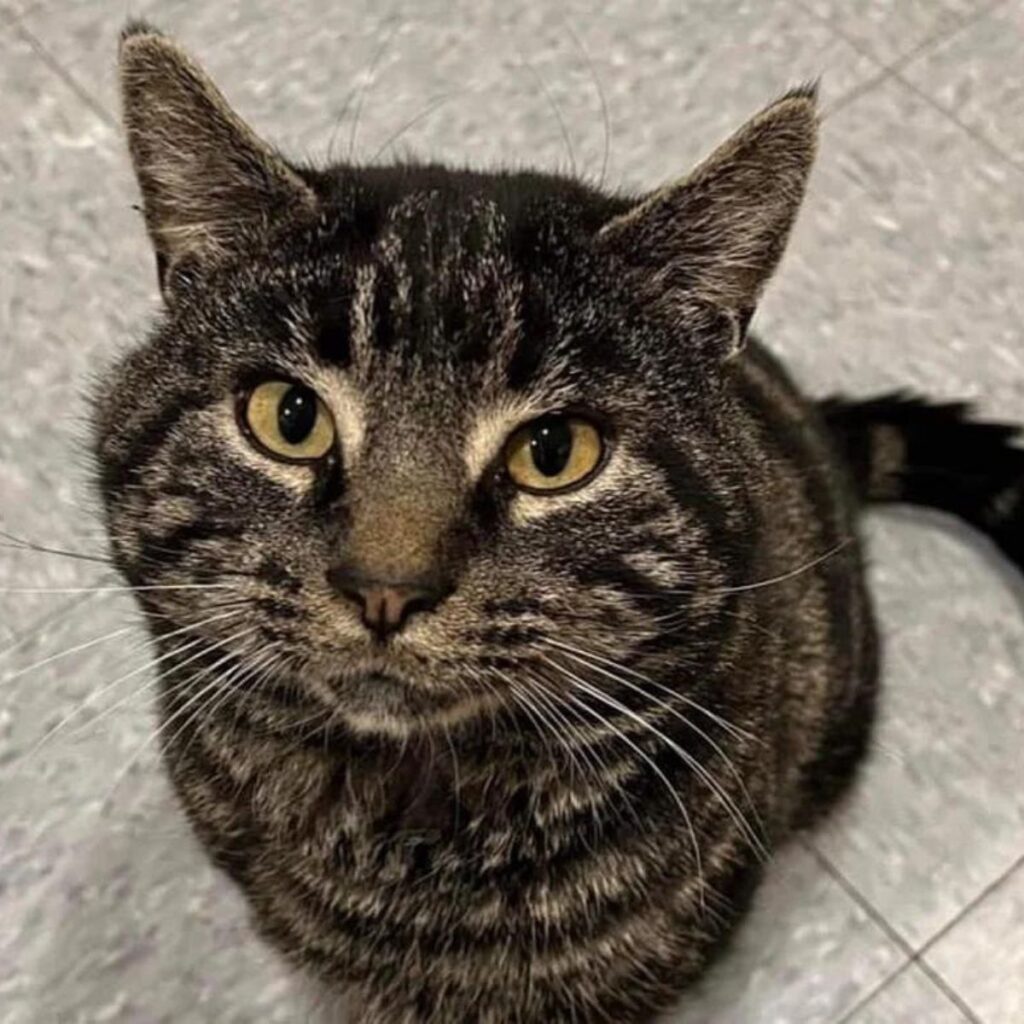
[93,23,1024,1023]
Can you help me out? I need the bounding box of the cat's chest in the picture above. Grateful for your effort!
[180,712,566,858]
[170,704,729,958]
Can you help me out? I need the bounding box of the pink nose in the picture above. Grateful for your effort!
[326,569,447,640]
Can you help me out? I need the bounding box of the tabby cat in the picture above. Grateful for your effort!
[94,22,1024,1023]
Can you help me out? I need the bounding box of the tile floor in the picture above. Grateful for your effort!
[1,1,1022,1021]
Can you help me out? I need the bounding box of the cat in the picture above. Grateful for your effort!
[93,21,1024,1024]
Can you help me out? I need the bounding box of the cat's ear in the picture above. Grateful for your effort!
[118,22,317,293]
[597,87,818,357]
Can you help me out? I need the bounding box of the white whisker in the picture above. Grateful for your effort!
[546,638,757,745]
[545,642,768,857]
[540,651,767,863]
[704,538,854,597]
[0,583,240,595]
[99,626,261,804]
[539,656,707,915]
[1,624,139,685]
[16,608,248,768]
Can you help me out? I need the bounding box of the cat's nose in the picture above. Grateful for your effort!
[326,567,449,640]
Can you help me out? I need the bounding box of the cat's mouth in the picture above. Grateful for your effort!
[318,666,489,735]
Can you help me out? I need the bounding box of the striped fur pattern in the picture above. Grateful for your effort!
[90,23,1023,1023]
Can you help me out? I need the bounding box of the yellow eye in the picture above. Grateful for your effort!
[505,415,605,493]
[242,380,336,462]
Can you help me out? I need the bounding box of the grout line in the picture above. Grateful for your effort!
[820,66,892,120]
[817,845,1024,1023]
[915,850,1024,961]
[807,0,1024,181]
[888,69,1024,175]
[836,957,981,1024]
[2,4,116,128]
[801,839,915,958]
[803,839,982,1024]
[0,589,104,665]
[797,0,1009,119]
[831,961,913,1024]
[798,841,920,1024]
[915,958,986,1024]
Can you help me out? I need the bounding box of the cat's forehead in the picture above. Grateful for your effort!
[266,190,596,478]
[376,189,510,260]
[287,189,584,407]
[347,191,521,366]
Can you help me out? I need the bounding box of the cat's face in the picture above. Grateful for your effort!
[94,26,816,735]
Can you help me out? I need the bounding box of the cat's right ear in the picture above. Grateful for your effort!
[118,22,317,297]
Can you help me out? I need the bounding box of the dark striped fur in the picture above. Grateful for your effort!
[91,24,1024,1024]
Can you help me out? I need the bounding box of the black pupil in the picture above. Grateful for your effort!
[277,385,318,445]
[530,417,573,477]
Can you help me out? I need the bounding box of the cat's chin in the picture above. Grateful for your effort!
[319,669,494,739]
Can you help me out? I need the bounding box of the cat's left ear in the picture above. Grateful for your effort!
[597,87,818,358]
[118,22,317,295]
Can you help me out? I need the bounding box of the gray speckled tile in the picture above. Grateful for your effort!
[809,509,1024,951]
[662,844,904,1023]
[756,75,1024,422]
[0,591,313,1023]
[800,0,981,69]
[12,0,876,192]
[925,860,1024,1024]
[0,28,149,634]
[903,1,1024,170]
[752,70,1024,962]
[3,1,1023,1022]
[846,963,970,1024]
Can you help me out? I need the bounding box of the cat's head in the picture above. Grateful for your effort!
[93,23,816,736]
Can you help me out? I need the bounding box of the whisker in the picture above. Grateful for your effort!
[515,670,634,840]
[547,654,767,863]
[560,17,611,189]
[441,722,462,832]
[369,93,456,164]
[496,670,563,766]
[543,645,768,860]
[518,668,621,808]
[0,590,105,664]
[347,14,403,161]
[514,673,588,783]
[0,583,240,595]
[511,679,607,860]
[0,528,111,566]
[515,47,577,177]
[545,638,757,745]
[16,608,248,768]
[182,643,284,754]
[1,623,139,685]
[547,664,707,915]
[704,538,855,597]
[99,626,261,803]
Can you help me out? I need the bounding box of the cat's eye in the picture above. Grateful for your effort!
[504,414,605,494]
[242,380,336,462]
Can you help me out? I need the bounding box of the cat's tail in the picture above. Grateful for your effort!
[821,393,1024,568]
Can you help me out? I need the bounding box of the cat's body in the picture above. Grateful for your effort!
[156,339,875,1022]
[94,24,1024,1023]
